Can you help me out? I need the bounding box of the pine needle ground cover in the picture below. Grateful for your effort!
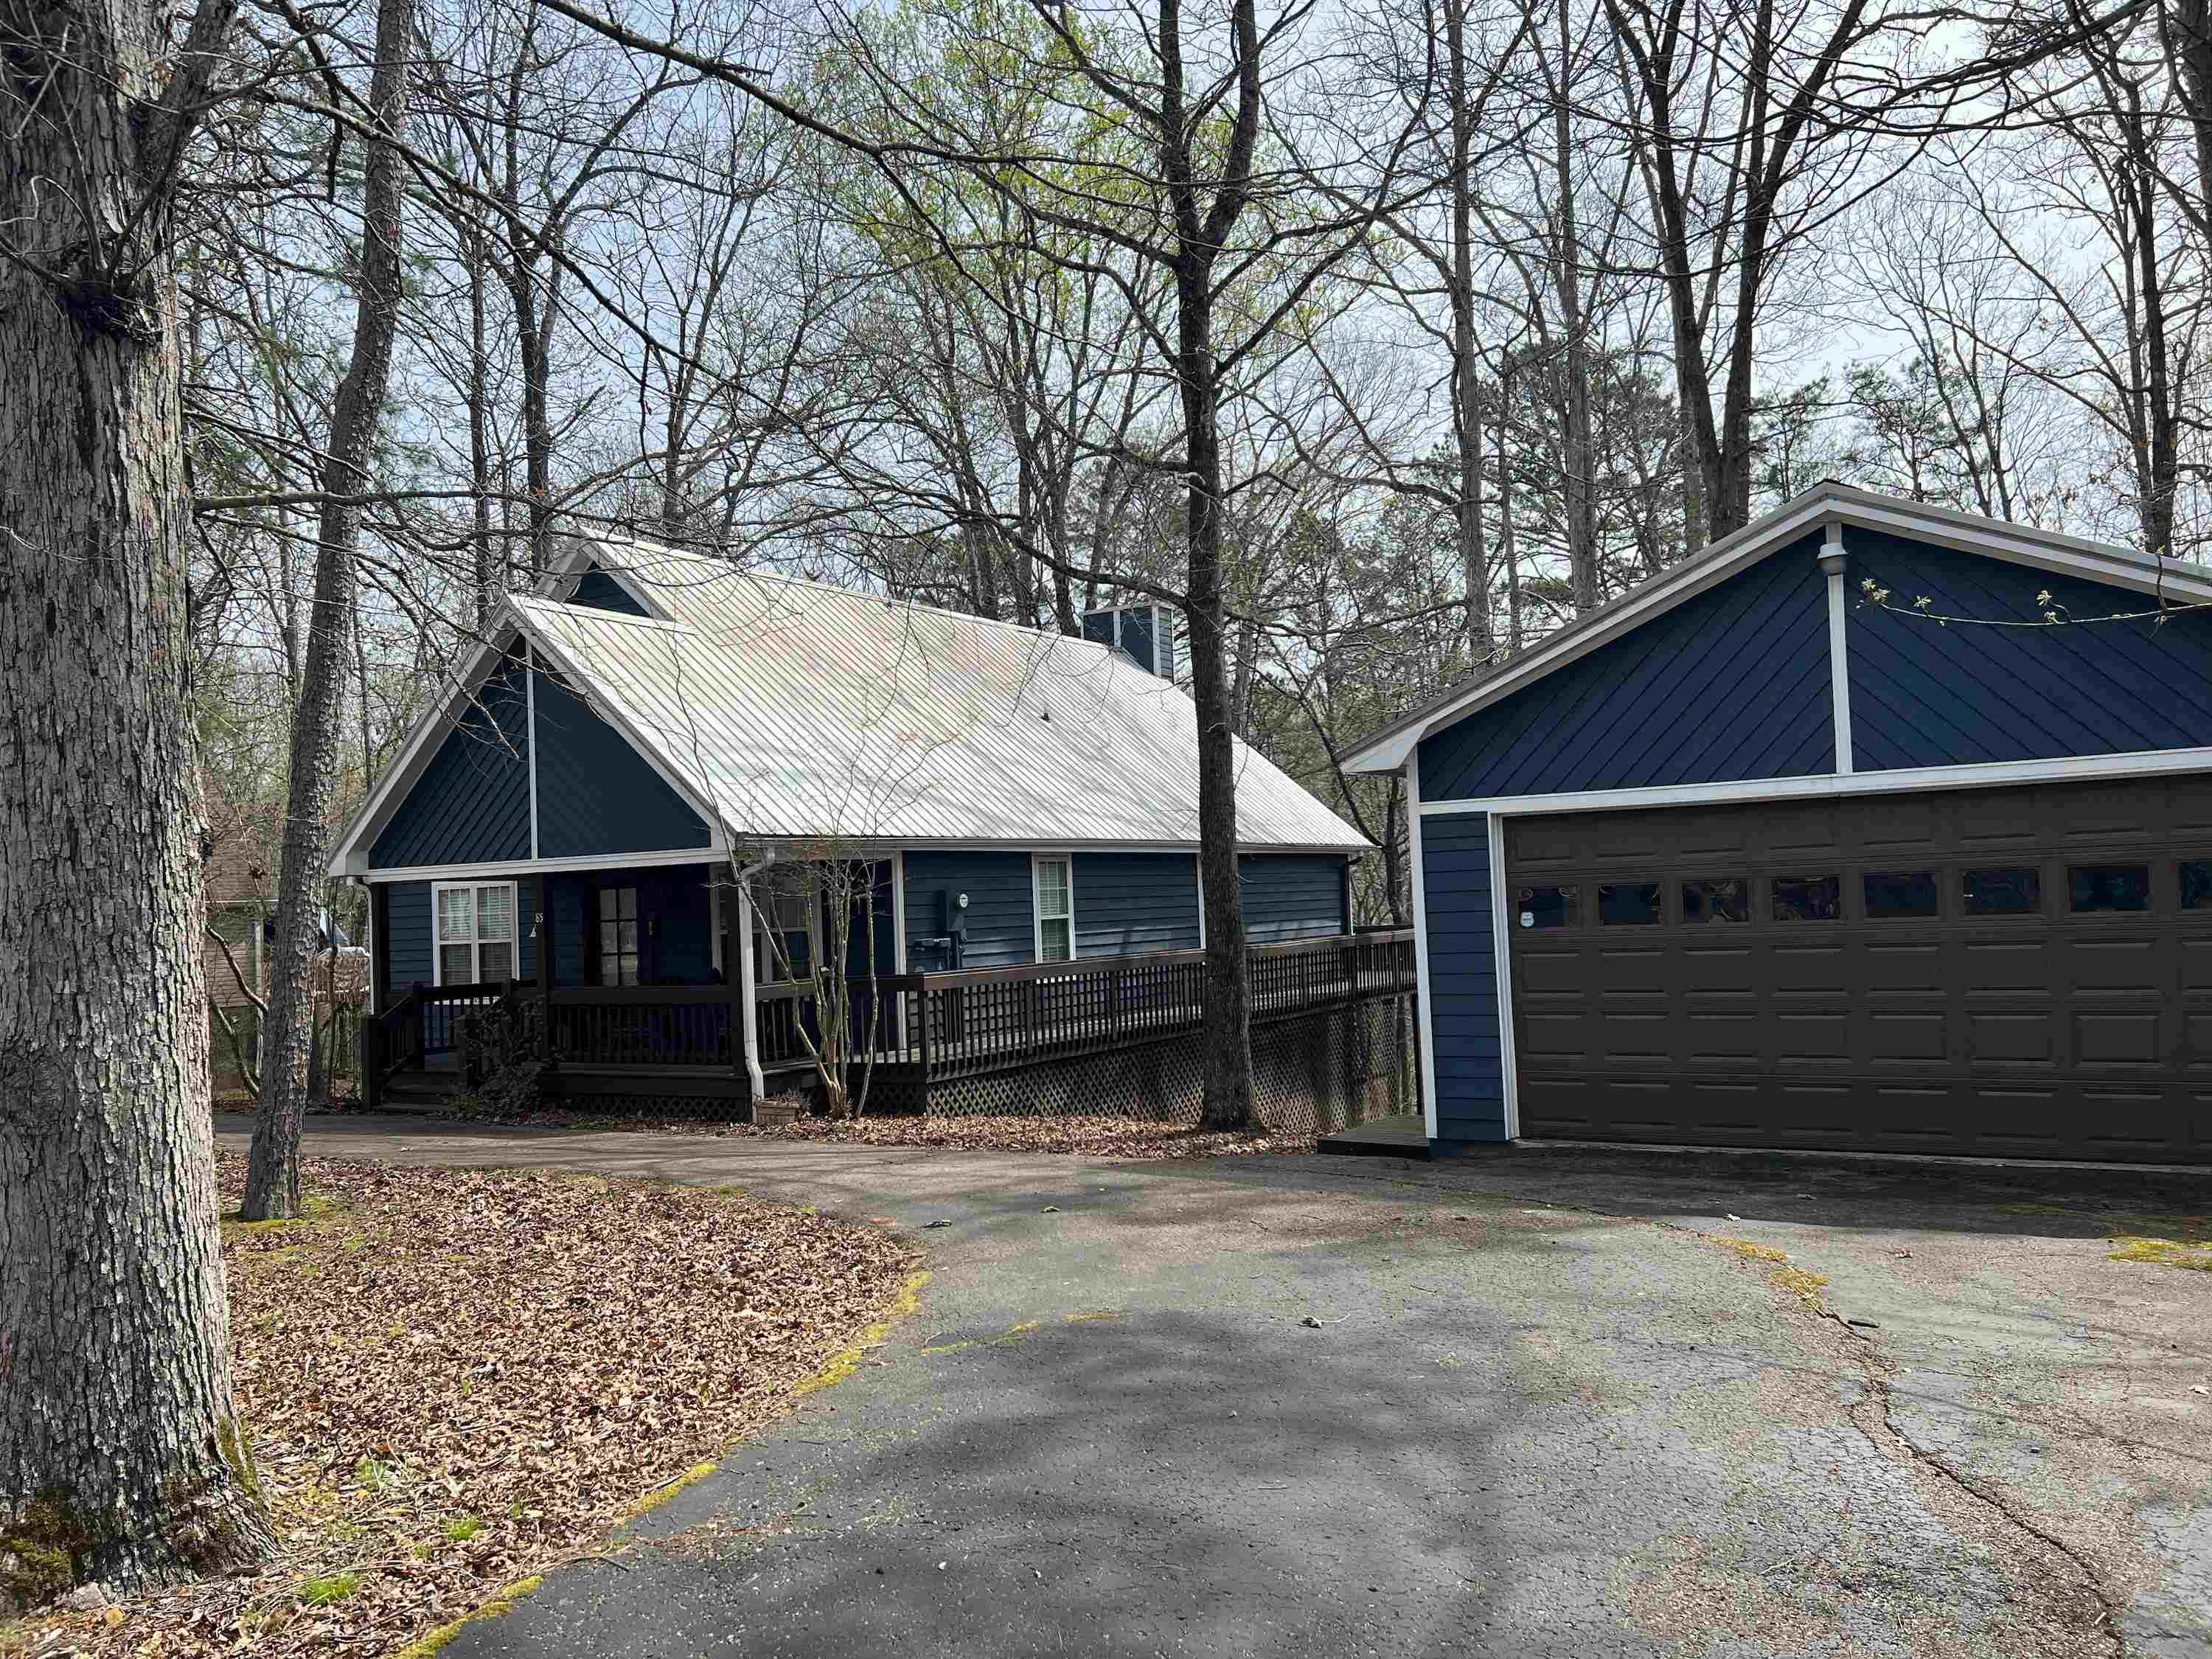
[4,1154,915,1659]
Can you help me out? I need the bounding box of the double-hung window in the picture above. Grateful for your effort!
[753,881,814,985]
[1034,856,1074,962]
[434,881,518,986]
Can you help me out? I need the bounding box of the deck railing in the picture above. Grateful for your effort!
[900,928,1415,1083]
[362,930,1415,1105]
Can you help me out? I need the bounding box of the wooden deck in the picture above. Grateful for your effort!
[365,930,1416,1115]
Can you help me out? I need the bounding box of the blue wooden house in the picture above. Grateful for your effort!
[333,540,1405,1119]
[1343,482,2212,1166]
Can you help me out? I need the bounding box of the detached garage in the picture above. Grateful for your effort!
[1346,483,2212,1164]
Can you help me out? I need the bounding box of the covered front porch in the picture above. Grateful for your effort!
[362,862,1417,1127]
[364,857,894,1108]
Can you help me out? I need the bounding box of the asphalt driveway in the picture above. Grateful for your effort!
[214,1115,2212,1658]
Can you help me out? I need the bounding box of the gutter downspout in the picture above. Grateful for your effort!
[731,848,778,1104]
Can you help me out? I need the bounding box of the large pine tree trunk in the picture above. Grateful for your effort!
[0,0,276,1599]
[243,0,414,1221]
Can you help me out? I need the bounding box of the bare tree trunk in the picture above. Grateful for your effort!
[1554,0,1598,611]
[0,0,277,1596]
[1158,0,1263,1131]
[1444,0,1492,661]
[467,230,498,625]
[243,0,414,1220]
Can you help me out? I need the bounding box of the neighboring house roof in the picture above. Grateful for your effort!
[333,539,1370,866]
[204,808,279,907]
[1342,481,2212,775]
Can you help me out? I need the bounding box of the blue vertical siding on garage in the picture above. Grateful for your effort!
[1418,535,1836,801]
[1237,855,1350,943]
[568,566,652,616]
[1846,530,2212,770]
[532,668,711,858]
[369,661,532,868]
[1074,852,1200,956]
[1420,813,1506,1145]
[901,850,1036,968]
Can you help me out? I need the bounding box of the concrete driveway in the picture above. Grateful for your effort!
[215,1116,2212,1658]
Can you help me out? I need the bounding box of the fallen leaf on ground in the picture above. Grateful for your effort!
[1,1154,914,1659]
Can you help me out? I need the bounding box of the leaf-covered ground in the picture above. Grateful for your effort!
[416,1103,1315,1158]
[4,1154,915,1659]
[759,1113,1306,1158]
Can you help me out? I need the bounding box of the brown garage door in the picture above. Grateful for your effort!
[1505,774,2212,1163]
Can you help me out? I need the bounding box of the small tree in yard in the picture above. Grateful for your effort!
[730,849,888,1119]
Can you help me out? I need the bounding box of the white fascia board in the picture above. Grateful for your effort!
[327,627,522,877]
[363,847,724,883]
[1826,490,2212,605]
[724,835,1372,856]
[1419,744,2212,821]
[1343,483,2212,778]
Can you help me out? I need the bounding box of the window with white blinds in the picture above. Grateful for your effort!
[1034,856,1074,962]
[432,881,518,985]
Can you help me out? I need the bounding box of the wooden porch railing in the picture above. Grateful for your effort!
[904,928,1416,1083]
[361,931,1415,1107]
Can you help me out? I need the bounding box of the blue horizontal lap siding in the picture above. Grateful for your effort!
[902,850,1035,968]
[1419,535,1835,800]
[532,668,711,858]
[1420,813,1505,1145]
[369,661,532,868]
[1237,855,1349,944]
[1846,531,2212,769]
[1074,852,1200,956]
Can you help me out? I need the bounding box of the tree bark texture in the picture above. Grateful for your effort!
[245,0,415,1220]
[1159,0,1262,1130]
[0,0,277,1598]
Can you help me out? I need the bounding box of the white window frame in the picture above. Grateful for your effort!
[431,879,521,987]
[734,866,818,986]
[1032,853,1077,963]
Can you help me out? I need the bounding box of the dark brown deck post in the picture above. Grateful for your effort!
[361,1012,383,1110]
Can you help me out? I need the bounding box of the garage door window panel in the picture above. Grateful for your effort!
[2180,860,2212,911]
[1517,884,1578,930]
[1864,871,1939,919]
[1682,879,1748,924]
[2070,865,2152,914]
[1597,883,1661,925]
[1963,868,2042,917]
[1772,875,1843,922]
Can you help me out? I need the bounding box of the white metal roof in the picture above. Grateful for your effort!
[501,541,1368,853]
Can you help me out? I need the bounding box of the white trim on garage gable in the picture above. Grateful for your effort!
[1418,742,2212,822]
[1343,483,2212,776]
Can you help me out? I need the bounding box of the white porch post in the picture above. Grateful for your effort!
[737,875,765,1102]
